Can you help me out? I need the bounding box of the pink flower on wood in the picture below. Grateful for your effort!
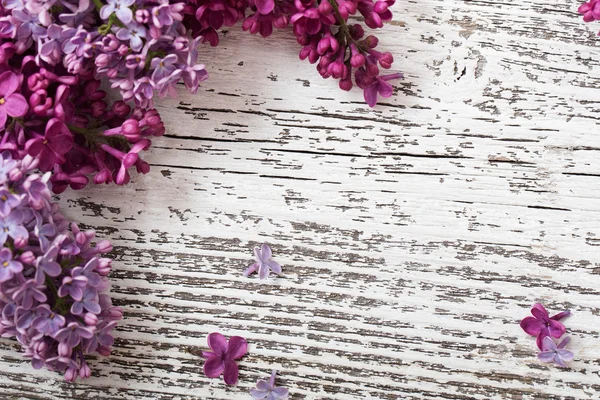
[202,332,247,385]
[520,303,570,350]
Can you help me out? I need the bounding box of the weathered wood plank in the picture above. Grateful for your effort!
[2,0,600,399]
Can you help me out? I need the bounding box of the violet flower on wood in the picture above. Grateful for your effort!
[520,303,570,350]
[250,370,289,400]
[244,244,282,280]
[202,332,247,385]
[538,336,574,368]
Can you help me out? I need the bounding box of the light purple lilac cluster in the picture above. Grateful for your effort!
[0,152,121,381]
[184,0,402,106]
[0,0,208,107]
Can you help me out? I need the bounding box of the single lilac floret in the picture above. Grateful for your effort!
[243,243,282,280]
[100,0,135,24]
[538,336,574,368]
[250,370,289,399]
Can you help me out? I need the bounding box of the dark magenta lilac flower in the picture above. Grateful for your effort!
[250,370,289,399]
[538,336,574,368]
[202,332,248,385]
[244,243,282,279]
[520,303,570,350]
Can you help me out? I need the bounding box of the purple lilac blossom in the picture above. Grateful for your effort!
[0,153,121,381]
[250,370,289,399]
[538,336,574,368]
[202,332,248,385]
[520,303,570,350]
[244,243,282,279]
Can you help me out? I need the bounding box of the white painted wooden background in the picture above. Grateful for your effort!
[2,0,600,399]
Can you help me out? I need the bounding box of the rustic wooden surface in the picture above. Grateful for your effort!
[2,0,600,399]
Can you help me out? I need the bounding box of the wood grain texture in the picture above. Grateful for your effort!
[2,0,600,399]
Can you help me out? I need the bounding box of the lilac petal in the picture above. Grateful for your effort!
[243,263,259,277]
[83,300,101,314]
[0,267,11,282]
[115,7,133,24]
[99,5,114,20]
[536,329,549,350]
[0,71,18,97]
[520,317,544,336]
[203,356,224,378]
[0,107,7,129]
[249,388,269,399]
[272,387,288,397]
[530,303,550,322]
[43,261,61,277]
[226,336,247,360]
[222,359,239,385]
[558,349,574,362]
[70,302,83,315]
[255,380,271,391]
[260,244,272,261]
[558,336,571,349]
[541,336,558,352]
[254,246,262,261]
[537,351,556,363]
[266,260,281,274]
[364,84,378,107]
[548,319,566,338]
[377,80,394,98]
[4,94,28,117]
[258,263,270,280]
[550,310,570,321]
[207,332,227,354]
[554,356,568,368]
[255,0,275,14]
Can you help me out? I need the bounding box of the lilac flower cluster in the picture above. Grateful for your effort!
[0,152,121,381]
[0,52,165,192]
[0,0,208,108]
[520,303,574,368]
[185,0,402,106]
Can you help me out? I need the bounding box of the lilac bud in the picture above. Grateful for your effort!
[339,77,353,91]
[34,340,48,353]
[84,313,98,326]
[122,119,141,142]
[97,258,112,275]
[95,54,110,69]
[96,240,113,254]
[364,35,378,48]
[58,342,72,357]
[273,15,288,29]
[14,236,27,249]
[318,1,332,16]
[350,24,364,40]
[107,307,123,321]
[136,9,150,24]
[65,367,77,382]
[117,44,129,57]
[90,101,107,118]
[79,362,91,379]
[379,52,393,69]
[94,169,112,185]
[374,1,389,13]
[351,53,366,68]
[112,101,131,118]
[19,251,35,265]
